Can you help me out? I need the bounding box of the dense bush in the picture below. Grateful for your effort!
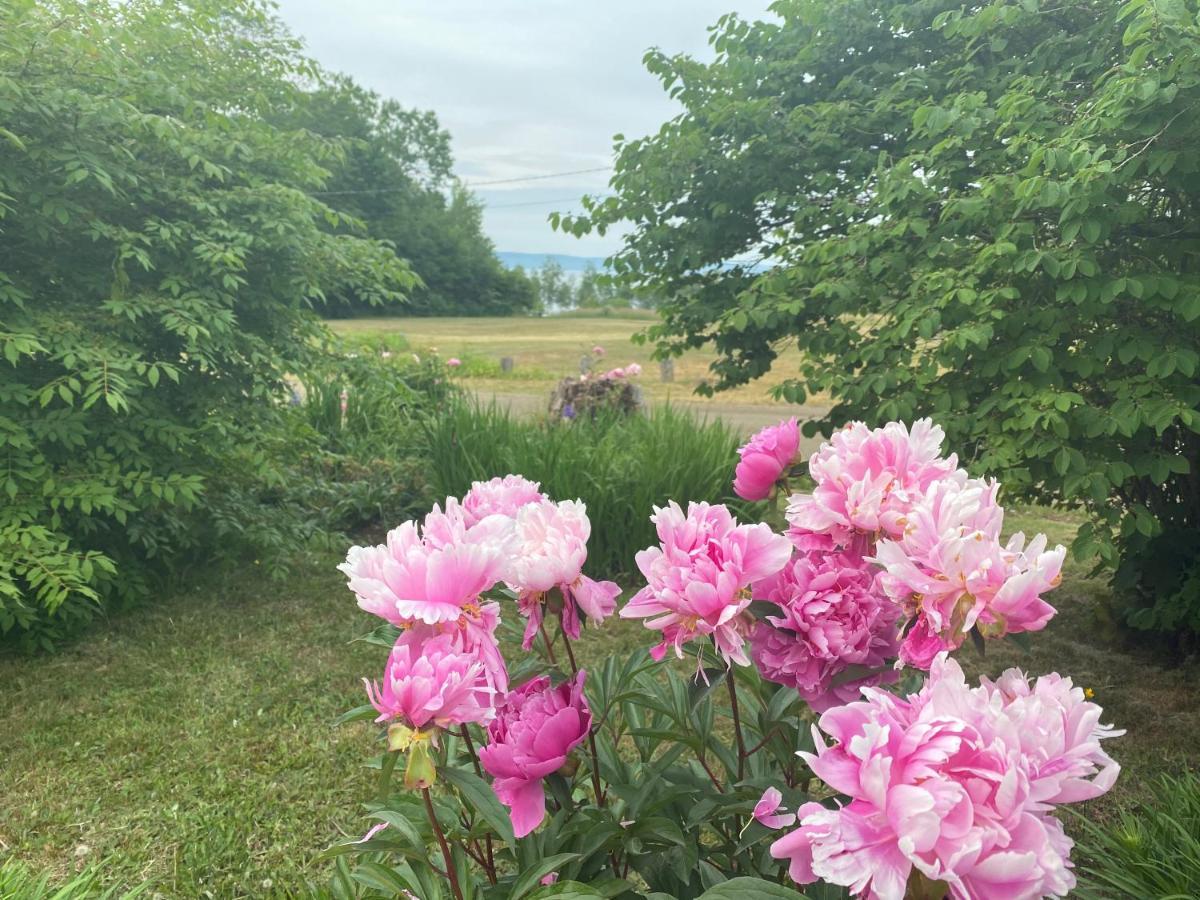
[425,402,744,576]
[0,0,415,647]
[1072,771,1200,898]
[562,0,1200,643]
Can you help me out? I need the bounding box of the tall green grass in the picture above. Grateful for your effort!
[0,860,148,899]
[426,401,746,577]
[1071,770,1200,899]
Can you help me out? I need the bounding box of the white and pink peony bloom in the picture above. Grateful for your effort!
[620,501,793,666]
[363,630,497,730]
[734,417,802,502]
[461,474,547,526]
[480,671,592,838]
[507,499,621,649]
[750,550,900,711]
[786,419,963,553]
[339,499,514,626]
[770,654,1121,900]
[872,478,1064,666]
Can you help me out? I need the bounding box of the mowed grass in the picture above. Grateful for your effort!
[327,313,820,413]
[2,504,1197,895]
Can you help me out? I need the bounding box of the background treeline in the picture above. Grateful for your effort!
[0,0,452,646]
[522,260,655,313]
[287,75,538,317]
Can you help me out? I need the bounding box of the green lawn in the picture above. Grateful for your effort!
[2,508,1197,895]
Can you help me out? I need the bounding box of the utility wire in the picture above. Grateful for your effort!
[310,165,611,196]
[486,195,610,209]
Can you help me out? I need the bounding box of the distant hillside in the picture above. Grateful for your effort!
[496,251,608,273]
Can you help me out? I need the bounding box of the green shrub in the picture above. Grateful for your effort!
[425,401,744,576]
[1072,771,1200,899]
[564,0,1200,644]
[0,0,416,648]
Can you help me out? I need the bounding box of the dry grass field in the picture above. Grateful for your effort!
[328,312,831,438]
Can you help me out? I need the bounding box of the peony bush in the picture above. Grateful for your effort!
[331,420,1121,900]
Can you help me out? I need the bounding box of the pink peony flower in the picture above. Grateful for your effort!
[339,500,514,626]
[752,786,798,830]
[363,630,497,730]
[750,550,900,711]
[625,362,643,376]
[592,345,605,356]
[602,367,626,380]
[786,419,963,552]
[770,654,1122,900]
[734,418,802,501]
[508,499,620,649]
[540,873,559,886]
[620,502,793,666]
[461,474,547,526]
[447,357,462,367]
[480,671,592,838]
[872,478,1064,666]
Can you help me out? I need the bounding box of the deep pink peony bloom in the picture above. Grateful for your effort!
[620,502,793,666]
[339,500,514,626]
[786,419,962,552]
[508,499,620,649]
[872,478,1064,665]
[447,357,462,367]
[770,654,1122,900]
[364,630,497,730]
[734,418,801,501]
[750,551,900,711]
[461,474,547,526]
[480,671,592,838]
[602,367,626,380]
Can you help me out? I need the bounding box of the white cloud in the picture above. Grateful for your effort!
[274,0,774,256]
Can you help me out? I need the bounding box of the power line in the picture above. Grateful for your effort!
[467,166,610,187]
[310,165,611,197]
[486,195,609,210]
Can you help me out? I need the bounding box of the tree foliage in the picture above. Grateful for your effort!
[0,0,416,645]
[289,76,538,317]
[561,0,1200,641]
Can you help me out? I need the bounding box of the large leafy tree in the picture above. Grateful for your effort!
[289,76,537,316]
[0,0,416,644]
[563,0,1200,640]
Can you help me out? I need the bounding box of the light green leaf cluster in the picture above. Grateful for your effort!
[567,0,1200,639]
[0,0,416,646]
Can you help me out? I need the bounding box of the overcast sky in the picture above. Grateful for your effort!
[274,1,773,257]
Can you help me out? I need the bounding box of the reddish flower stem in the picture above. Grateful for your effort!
[422,787,465,900]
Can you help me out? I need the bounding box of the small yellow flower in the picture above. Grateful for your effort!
[1084,687,1095,699]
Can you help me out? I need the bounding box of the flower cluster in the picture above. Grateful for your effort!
[341,474,611,832]
[776,419,1065,668]
[770,654,1122,900]
[338,417,1118,900]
